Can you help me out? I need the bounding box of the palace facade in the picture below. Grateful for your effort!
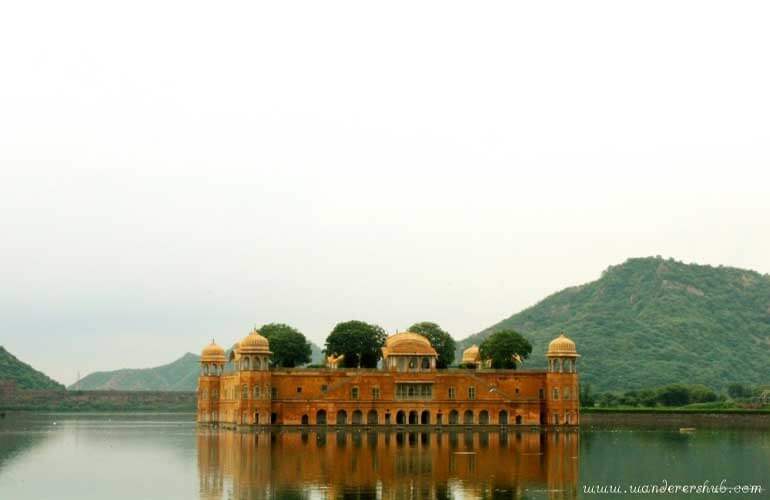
[197,330,580,427]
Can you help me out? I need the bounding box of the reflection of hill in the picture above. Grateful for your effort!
[0,430,53,471]
[197,430,579,499]
[0,414,58,471]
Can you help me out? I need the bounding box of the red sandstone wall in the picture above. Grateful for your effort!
[199,369,580,426]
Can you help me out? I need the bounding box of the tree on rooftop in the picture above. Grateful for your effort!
[259,323,312,368]
[479,329,532,369]
[324,320,387,368]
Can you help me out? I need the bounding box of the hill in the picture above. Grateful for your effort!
[458,257,770,393]
[310,342,323,364]
[68,352,200,391]
[71,353,201,391]
[0,346,64,390]
[71,341,325,391]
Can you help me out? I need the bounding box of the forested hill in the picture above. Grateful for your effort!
[0,346,64,390]
[459,257,770,392]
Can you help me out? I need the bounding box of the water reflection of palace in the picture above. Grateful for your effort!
[197,430,579,499]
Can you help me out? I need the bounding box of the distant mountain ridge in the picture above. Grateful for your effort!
[71,342,325,391]
[70,353,201,391]
[458,257,770,392]
[0,346,64,390]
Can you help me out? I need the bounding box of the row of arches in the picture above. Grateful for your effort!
[201,363,224,376]
[308,409,525,426]
[548,358,577,373]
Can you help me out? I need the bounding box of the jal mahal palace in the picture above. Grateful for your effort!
[197,330,580,428]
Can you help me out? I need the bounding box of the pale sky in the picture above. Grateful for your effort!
[1,1,769,385]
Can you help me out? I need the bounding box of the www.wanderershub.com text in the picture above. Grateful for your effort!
[583,479,764,495]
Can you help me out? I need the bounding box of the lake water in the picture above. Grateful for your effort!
[0,413,767,499]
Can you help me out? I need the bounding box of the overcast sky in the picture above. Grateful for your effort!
[1,1,769,385]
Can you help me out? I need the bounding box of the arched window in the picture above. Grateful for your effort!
[352,410,363,425]
[367,410,378,425]
[253,386,260,399]
[396,410,406,425]
[301,414,309,425]
[515,415,522,425]
[242,385,248,400]
[479,410,489,424]
[408,411,418,425]
[499,410,508,425]
[336,410,347,425]
[552,388,559,400]
[464,410,474,425]
[421,410,430,425]
[254,357,261,370]
[316,409,327,425]
[449,410,459,424]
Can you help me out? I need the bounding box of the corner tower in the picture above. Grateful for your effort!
[545,332,580,425]
[232,328,272,425]
[198,340,226,423]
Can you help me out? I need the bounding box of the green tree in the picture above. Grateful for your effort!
[580,383,595,407]
[688,384,717,403]
[259,323,312,368]
[324,320,387,368]
[619,390,639,406]
[727,383,751,399]
[639,389,657,407]
[407,322,456,368]
[655,384,691,406]
[596,392,619,407]
[478,329,532,369]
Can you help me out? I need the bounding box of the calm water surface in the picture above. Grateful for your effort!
[0,413,767,499]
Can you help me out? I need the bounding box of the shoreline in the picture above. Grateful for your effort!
[582,410,770,429]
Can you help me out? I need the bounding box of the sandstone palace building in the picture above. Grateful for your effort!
[197,330,580,427]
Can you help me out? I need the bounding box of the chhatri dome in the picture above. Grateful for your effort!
[546,332,579,358]
[381,331,438,371]
[461,344,481,364]
[238,327,271,354]
[382,331,437,357]
[200,340,226,362]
